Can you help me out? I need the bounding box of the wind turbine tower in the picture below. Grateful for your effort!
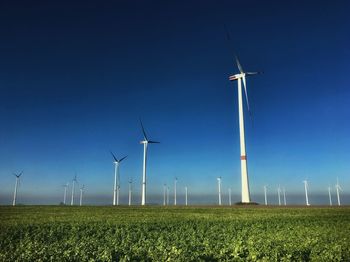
[128,179,132,206]
[185,186,188,206]
[79,185,85,206]
[71,174,78,206]
[303,180,310,206]
[277,186,281,206]
[263,185,268,205]
[229,57,260,203]
[228,188,232,206]
[328,186,332,206]
[63,183,69,205]
[12,172,23,206]
[174,177,178,206]
[111,152,127,206]
[163,184,167,206]
[335,178,342,206]
[140,120,159,206]
[167,186,170,205]
[283,187,286,206]
[217,177,222,206]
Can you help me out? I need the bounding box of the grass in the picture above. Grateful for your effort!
[0,206,350,261]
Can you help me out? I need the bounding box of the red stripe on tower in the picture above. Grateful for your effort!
[241,155,247,160]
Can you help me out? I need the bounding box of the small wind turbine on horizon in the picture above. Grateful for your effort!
[110,152,127,206]
[174,177,178,206]
[328,186,332,206]
[163,184,167,206]
[128,178,132,206]
[217,177,222,206]
[166,186,170,206]
[71,174,78,206]
[335,178,342,206]
[277,186,281,206]
[283,187,286,206]
[79,184,85,206]
[12,172,23,206]
[263,185,268,205]
[228,188,232,206]
[185,186,188,206]
[140,119,159,206]
[229,56,261,204]
[303,180,310,206]
[62,182,69,205]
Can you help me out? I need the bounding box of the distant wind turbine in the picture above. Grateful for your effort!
[128,178,132,206]
[163,184,167,206]
[166,186,170,205]
[71,174,78,206]
[79,185,85,206]
[263,185,268,205]
[277,186,281,206]
[62,182,69,205]
[174,177,178,206]
[328,186,332,206]
[335,178,342,206]
[228,188,232,206]
[12,172,23,206]
[111,152,127,206]
[140,120,159,206]
[303,180,310,206]
[283,187,286,206]
[185,186,188,206]
[217,177,222,206]
[229,56,261,204]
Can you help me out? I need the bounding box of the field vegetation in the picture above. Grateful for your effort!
[0,206,349,261]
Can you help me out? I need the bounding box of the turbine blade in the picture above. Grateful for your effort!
[140,119,148,141]
[148,141,160,144]
[110,151,118,162]
[246,71,261,75]
[235,55,244,73]
[242,76,251,116]
[119,155,128,162]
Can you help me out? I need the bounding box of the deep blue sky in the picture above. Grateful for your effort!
[0,0,349,205]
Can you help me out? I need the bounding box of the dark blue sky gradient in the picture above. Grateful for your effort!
[0,1,349,204]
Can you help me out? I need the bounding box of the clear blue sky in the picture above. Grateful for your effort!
[0,0,349,205]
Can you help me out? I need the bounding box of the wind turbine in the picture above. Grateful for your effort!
[283,187,286,206]
[217,177,222,206]
[229,56,261,203]
[140,120,160,206]
[185,186,188,206]
[111,152,127,206]
[228,188,232,206]
[62,182,69,205]
[71,174,78,206]
[166,186,170,206]
[277,186,283,206]
[174,177,178,206]
[79,185,85,206]
[335,178,342,206]
[263,185,268,205]
[328,186,332,206]
[12,172,23,206]
[163,184,167,206]
[128,178,132,206]
[303,180,310,206]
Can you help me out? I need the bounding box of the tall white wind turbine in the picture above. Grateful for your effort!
[277,186,281,206]
[140,120,159,206]
[79,185,85,206]
[263,185,268,205]
[335,178,342,206]
[174,177,178,206]
[228,188,232,206]
[303,180,310,206]
[62,183,69,205]
[111,152,127,206]
[328,186,332,206]
[12,172,23,206]
[71,174,78,206]
[185,186,188,206]
[167,186,170,205]
[128,179,132,206]
[229,56,261,203]
[217,177,222,206]
[283,187,286,206]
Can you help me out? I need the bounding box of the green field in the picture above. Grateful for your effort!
[0,206,350,261]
